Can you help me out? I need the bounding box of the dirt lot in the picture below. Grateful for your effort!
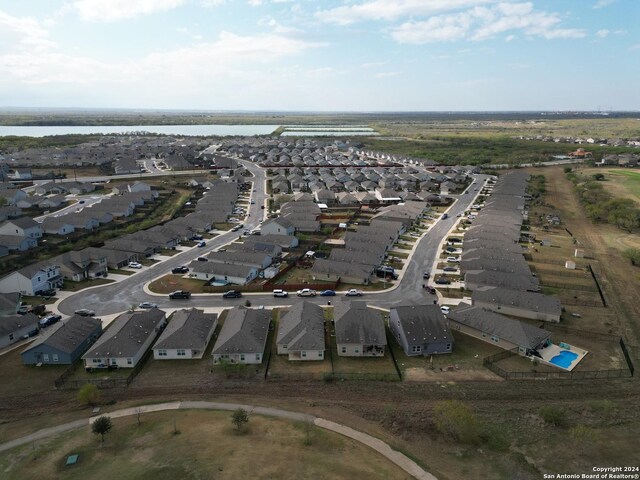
[0,410,411,480]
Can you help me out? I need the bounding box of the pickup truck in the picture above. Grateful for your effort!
[345,289,364,297]
[296,288,317,297]
[169,290,191,299]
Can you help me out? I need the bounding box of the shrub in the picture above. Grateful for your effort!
[569,424,600,444]
[623,249,640,266]
[433,400,482,444]
[539,406,568,428]
[78,384,101,407]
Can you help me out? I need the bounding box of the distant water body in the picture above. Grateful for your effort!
[0,125,280,137]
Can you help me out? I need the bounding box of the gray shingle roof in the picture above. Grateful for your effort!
[212,307,271,355]
[448,304,551,349]
[153,308,217,351]
[82,308,165,359]
[391,304,453,346]
[0,313,38,336]
[334,301,386,345]
[22,315,101,355]
[276,301,325,351]
[472,288,562,316]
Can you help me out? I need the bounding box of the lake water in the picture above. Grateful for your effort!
[0,125,280,137]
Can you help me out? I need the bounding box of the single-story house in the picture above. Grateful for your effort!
[212,307,271,364]
[334,301,386,357]
[82,308,166,369]
[311,258,373,285]
[207,251,272,270]
[276,301,325,361]
[447,303,552,357]
[189,261,258,285]
[0,313,38,349]
[389,305,453,356]
[42,216,75,236]
[260,217,295,236]
[21,315,102,365]
[153,309,218,360]
[0,234,38,252]
[472,288,562,323]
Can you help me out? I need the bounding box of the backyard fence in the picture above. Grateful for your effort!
[482,341,634,380]
[588,264,607,307]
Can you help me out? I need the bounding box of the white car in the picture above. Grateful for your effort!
[440,306,450,315]
[296,288,317,297]
[345,289,364,297]
[128,262,142,269]
[446,256,460,263]
[272,289,288,298]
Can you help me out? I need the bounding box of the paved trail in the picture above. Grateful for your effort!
[0,400,438,480]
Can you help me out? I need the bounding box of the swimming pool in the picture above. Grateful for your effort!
[549,350,579,369]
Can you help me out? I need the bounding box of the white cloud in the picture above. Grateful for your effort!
[593,0,616,9]
[596,29,610,38]
[361,61,388,68]
[316,0,490,25]
[0,30,324,88]
[257,16,302,34]
[73,0,185,22]
[0,9,56,52]
[391,3,586,44]
[201,0,226,6]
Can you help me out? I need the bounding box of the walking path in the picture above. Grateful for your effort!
[0,400,437,480]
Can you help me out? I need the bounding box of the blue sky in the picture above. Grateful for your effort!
[0,0,638,111]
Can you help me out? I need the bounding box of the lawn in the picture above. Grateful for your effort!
[0,347,67,396]
[0,410,410,480]
[148,275,207,294]
[60,278,114,292]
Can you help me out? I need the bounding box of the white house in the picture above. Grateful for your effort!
[82,308,166,370]
[153,309,218,360]
[189,261,258,286]
[212,307,271,365]
[260,217,295,236]
[0,261,62,295]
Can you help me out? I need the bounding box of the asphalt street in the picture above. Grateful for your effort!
[57,162,488,316]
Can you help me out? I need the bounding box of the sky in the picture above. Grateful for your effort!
[0,0,638,111]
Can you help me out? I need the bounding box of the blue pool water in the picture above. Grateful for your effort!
[549,350,579,369]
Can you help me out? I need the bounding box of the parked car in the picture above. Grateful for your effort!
[128,262,142,269]
[441,213,448,220]
[296,288,317,297]
[197,241,206,248]
[169,290,191,300]
[74,308,96,316]
[422,271,430,279]
[172,266,189,274]
[197,256,208,262]
[440,306,450,315]
[272,289,288,298]
[320,290,336,297]
[250,200,255,204]
[446,256,460,263]
[443,266,458,272]
[36,288,57,298]
[261,205,265,209]
[223,290,242,299]
[39,314,61,327]
[17,305,31,315]
[424,285,437,294]
[345,289,364,297]
[435,277,451,285]
[231,226,241,232]
[138,302,158,309]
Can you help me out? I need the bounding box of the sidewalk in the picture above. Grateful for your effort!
[0,400,437,480]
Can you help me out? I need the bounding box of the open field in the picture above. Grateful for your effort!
[0,410,411,480]
[579,167,640,205]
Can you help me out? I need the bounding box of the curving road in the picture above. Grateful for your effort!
[58,159,488,316]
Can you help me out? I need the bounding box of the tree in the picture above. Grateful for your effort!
[77,384,100,407]
[92,416,112,443]
[231,408,249,432]
[0,196,7,207]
